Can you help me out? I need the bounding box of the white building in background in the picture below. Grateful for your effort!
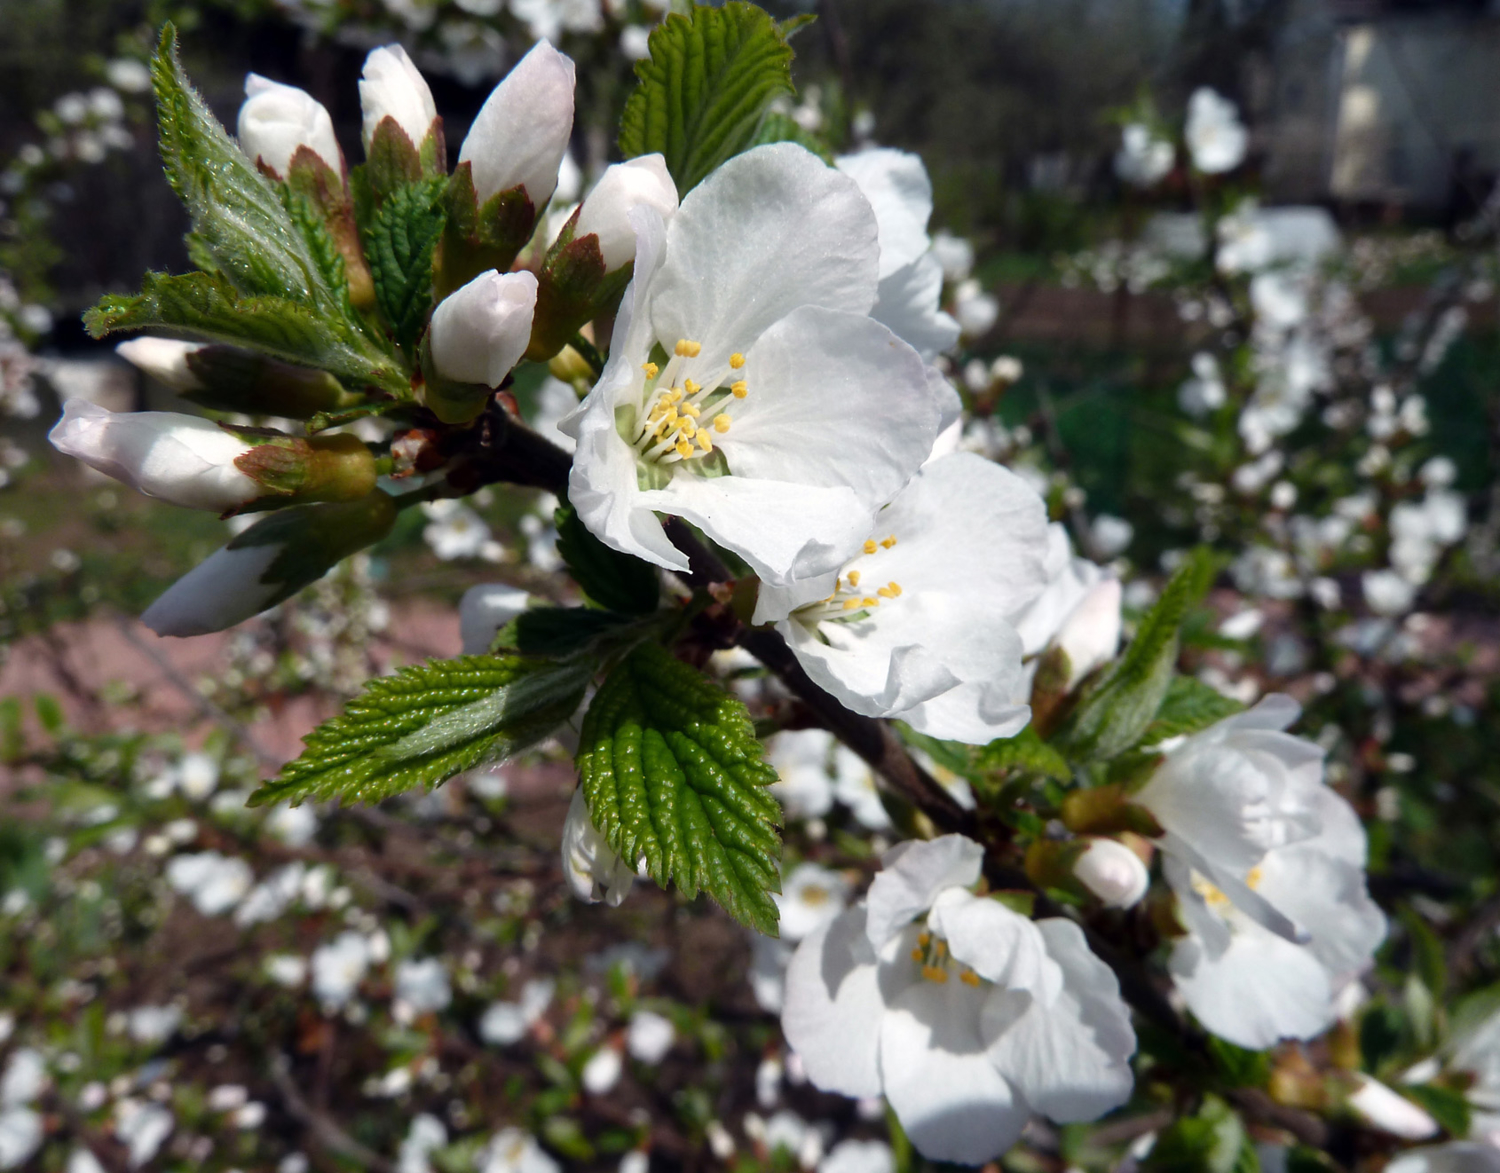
[1263,0,1500,213]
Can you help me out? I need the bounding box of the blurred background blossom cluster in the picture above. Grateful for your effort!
[5,0,1500,1170]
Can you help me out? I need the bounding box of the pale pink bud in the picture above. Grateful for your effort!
[48,398,260,511]
[1073,838,1149,909]
[574,155,679,270]
[358,45,437,150]
[1057,578,1122,688]
[1347,1075,1440,1139]
[116,337,206,393]
[458,40,575,206]
[237,74,342,178]
[429,270,538,388]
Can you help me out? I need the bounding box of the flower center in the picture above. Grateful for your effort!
[909,930,982,987]
[795,535,903,626]
[621,339,749,471]
[1191,865,1263,913]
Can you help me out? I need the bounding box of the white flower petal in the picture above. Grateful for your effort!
[864,835,983,949]
[458,39,576,206]
[781,907,886,1098]
[872,252,961,360]
[835,147,933,278]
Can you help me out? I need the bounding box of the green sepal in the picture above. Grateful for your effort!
[361,115,444,205]
[492,608,639,658]
[576,642,783,935]
[180,345,357,418]
[416,334,492,425]
[85,271,410,397]
[555,499,661,615]
[526,210,634,362]
[435,163,536,298]
[248,652,591,809]
[618,2,803,194]
[1056,547,1217,763]
[364,175,448,354]
[226,430,377,504]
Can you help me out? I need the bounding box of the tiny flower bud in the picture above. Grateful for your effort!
[561,789,634,907]
[1346,1075,1440,1139]
[457,39,575,207]
[49,399,261,511]
[142,491,397,637]
[573,155,678,271]
[359,44,437,151]
[115,338,205,394]
[1057,578,1122,689]
[429,270,538,388]
[1072,838,1150,909]
[237,74,342,180]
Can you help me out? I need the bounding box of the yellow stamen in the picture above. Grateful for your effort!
[731,381,748,398]
[842,599,863,611]
[696,428,713,452]
[683,379,699,395]
[713,413,732,434]
[847,571,861,587]
[888,581,902,596]
[674,339,702,358]
[729,353,745,369]
[960,969,981,987]
[881,536,897,549]
[675,440,694,459]
[641,362,659,378]
[680,404,700,419]
[910,948,924,962]
[666,388,683,404]
[917,932,931,948]
[922,965,949,984]
[933,940,947,957]
[861,596,880,607]
[1246,866,1264,890]
[863,539,878,555]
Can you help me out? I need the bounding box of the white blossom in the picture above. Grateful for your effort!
[574,155,679,271]
[423,499,495,561]
[930,230,974,283]
[1185,88,1247,175]
[1115,123,1173,187]
[49,399,262,512]
[582,1047,623,1093]
[952,278,999,337]
[775,862,851,942]
[1387,1145,1500,1173]
[458,39,575,207]
[626,1010,675,1064]
[0,1050,46,1106]
[429,270,538,388]
[398,1114,448,1173]
[114,1100,173,1168]
[480,978,555,1045]
[819,1139,894,1173]
[394,957,452,1018]
[561,789,635,906]
[311,931,372,1009]
[1347,1074,1439,1138]
[165,851,253,916]
[561,143,943,585]
[768,730,836,821]
[238,74,341,178]
[0,1109,40,1171]
[359,45,437,150]
[481,1128,560,1173]
[756,454,1047,743]
[783,835,1135,1164]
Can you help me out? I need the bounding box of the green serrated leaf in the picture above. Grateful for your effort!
[1206,1036,1270,1087]
[747,110,833,163]
[151,26,337,315]
[576,643,782,934]
[85,271,409,396]
[976,725,1071,783]
[1143,676,1246,744]
[1059,547,1217,762]
[283,190,356,322]
[1144,1095,1245,1173]
[619,2,801,193]
[365,176,447,352]
[554,500,661,614]
[250,653,591,808]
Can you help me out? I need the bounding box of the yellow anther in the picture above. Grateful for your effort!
[729,353,745,369]
[960,969,982,987]
[680,404,700,419]
[861,596,880,607]
[675,439,694,458]
[642,362,659,378]
[683,379,700,395]
[696,428,713,452]
[888,581,903,596]
[910,948,924,962]
[1246,866,1264,891]
[863,539,878,555]
[847,570,861,588]
[731,381,748,398]
[877,586,894,599]
[713,413,732,434]
[674,339,702,358]
[917,932,931,948]
[933,940,947,957]
[881,536,898,549]
[842,599,863,611]
[667,388,683,404]
[922,965,949,984]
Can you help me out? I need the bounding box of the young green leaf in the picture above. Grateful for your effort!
[554,500,661,614]
[1142,676,1246,744]
[364,176,448,352]
[85,271,409,397]
[1058,547,1217,762]
[249,653,591,808]
[496,607,637,658]
[576,643,782,934]
[618,2,802,193]
[976,725,1071,783]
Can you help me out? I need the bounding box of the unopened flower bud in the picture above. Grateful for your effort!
[429,270,538,388]
[359,44,437,151]
[561,789,634,907]
[574,155,678,271]
[1072,838,1149,909]
[1057,578,1122,689]
[115,337,205,394]
[50,399,262,511]
[1346,1074,1440,1139]
[142,491,397,637]
[237,74,342,180]
[458,39,575,207]
[117,338,356,418]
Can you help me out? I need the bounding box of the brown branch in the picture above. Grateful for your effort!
[269,1054,396,1173]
